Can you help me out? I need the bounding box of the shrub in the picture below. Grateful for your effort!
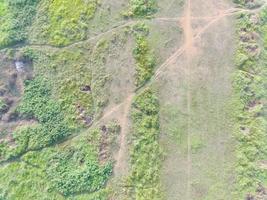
[46,0,98,46]
[233,9,267,198]
[124,0,158,18]
[0,77,72,160]
[128,88,162,199]
[0,0,40,48]
[133,35,156,87]
[46,129,113,196]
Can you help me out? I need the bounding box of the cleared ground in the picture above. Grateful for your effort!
[156,0,237,199]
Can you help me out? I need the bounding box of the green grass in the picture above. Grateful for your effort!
[47,0,98,46]
[127,88,162,200]
[232,9,267,198]
[0,0,40,48]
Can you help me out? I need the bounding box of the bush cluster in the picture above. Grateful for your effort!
[47,150,112,196]
[133,35,156,87]
[0,127,113,199]
[1,77,71,160]
[46,128,112,196]
[127,88,162,199]
[124,0,158,18]
[46,0,98,46]
[233,9,267,198]
[0,0,39,48]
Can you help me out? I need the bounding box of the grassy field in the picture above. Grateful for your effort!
[0,0,266,199]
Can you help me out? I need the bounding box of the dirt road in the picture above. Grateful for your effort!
[159,0,237,199]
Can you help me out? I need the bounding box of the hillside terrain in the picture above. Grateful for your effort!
[0,0,266,199]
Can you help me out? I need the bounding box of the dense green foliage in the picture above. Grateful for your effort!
[0,127,114,199]
[47,129,112,196]
[31,0,98,46]
[0,77,71,161]
[124,0,158,18]
[233,9,267,198]
[47,0,98,46]
[18,77,71,147]
[0,0,39,48]
[133,30,156,87]
[127,88,162,200]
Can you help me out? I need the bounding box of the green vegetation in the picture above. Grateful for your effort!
[0,0,39,48]
[0,127,114,199]
[45,49,95,126]
[23,43,109,126]
[46,129,112,196]
[0,98,7,113]
[127,88,162,200]
[0,0,6,17]
[47,0,98,46]
[233,10,267,198]
[31,0,98,46]
[0,77,71,161]
[132,24,156,87]
[233,0,263,8]
[124,0,158,18]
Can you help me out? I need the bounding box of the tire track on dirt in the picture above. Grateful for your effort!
[182,0,193,198]
[113,94,134,176]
